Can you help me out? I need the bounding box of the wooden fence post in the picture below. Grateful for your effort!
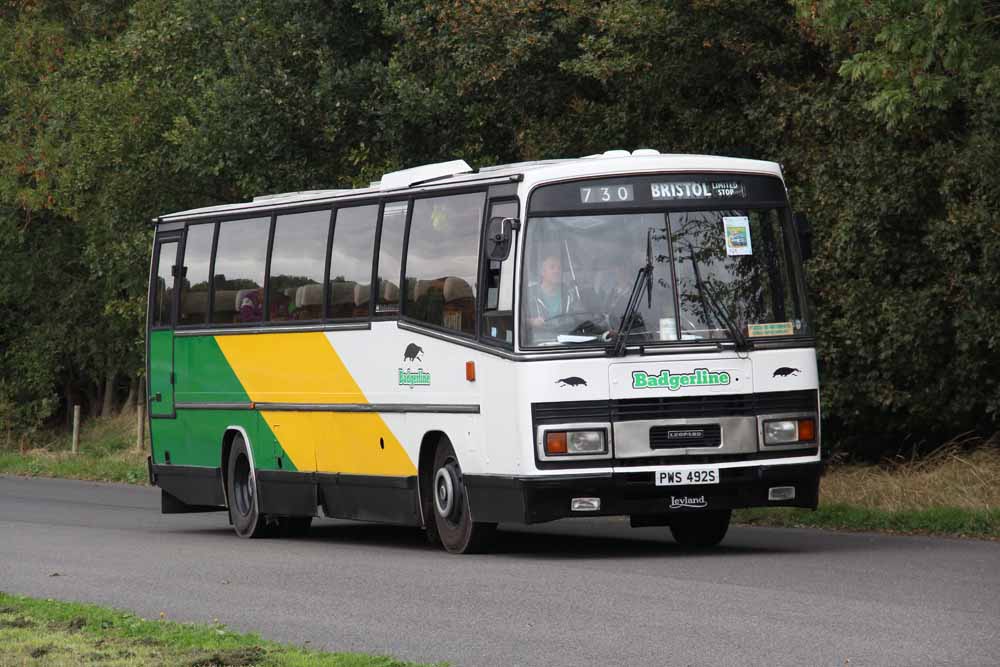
[71,405,80,454]
[136,402,145,452]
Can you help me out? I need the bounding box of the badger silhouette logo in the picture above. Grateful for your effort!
[556,376,587,387]
[772,367,801,377]
[403,343,424,362]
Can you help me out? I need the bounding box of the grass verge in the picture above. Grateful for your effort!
[0,411,147,484]
[735,445,1000,539]
[0,592,442,666]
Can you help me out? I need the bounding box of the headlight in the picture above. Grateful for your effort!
[763,418,816,445]
[544,429,607,456]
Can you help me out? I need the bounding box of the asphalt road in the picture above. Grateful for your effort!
[1,476,998,666]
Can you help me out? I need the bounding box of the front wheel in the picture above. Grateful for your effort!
[427,440,495,554]
[669,510,731,548]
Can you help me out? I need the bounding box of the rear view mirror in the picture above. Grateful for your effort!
[485,217,517,261]
[794,212,812,262]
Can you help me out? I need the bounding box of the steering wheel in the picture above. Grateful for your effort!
[543,311,611,336]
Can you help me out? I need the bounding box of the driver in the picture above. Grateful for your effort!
[525,254,579,328]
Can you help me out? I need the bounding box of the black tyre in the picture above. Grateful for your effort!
[226,434,271,538]
[427,439,495,554]
[669,510,731,548]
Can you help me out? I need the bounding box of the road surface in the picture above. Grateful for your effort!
[1,475,997,666]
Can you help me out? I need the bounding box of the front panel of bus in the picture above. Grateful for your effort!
[465,172,820,523]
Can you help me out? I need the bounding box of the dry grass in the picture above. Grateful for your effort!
[0,410,149,484]
[737,439,1000,538]
[821,442,1000,512]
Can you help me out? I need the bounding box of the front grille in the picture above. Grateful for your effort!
[649,424,722,449]
[532,391,817,426]
[612,394,753,420]
[532,400,610,425]
[611,390,817,422]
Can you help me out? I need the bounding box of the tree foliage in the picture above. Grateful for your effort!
[0,0,997,456]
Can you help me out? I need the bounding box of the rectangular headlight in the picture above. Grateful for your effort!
[544,429,607,456]
[764,420,798,444]
[567,430,606,454]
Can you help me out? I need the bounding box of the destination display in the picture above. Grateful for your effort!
[651,181,746,200]
[579,184,634,203]
[529,174,785,214]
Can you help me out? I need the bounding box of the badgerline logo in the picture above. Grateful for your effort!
[632,368,731,390]
[398,369,431,386]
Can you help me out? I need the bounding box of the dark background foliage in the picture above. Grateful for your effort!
[1,0,997,458]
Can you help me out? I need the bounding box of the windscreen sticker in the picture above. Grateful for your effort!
[748,322,794,337]
[723,216,752,256]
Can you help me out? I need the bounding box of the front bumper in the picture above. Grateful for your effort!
[465,461,821,524]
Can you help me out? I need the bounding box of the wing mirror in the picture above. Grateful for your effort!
[794,212,812,262]
[485,217,518,261]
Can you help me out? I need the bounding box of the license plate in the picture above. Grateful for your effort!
[654,467,719,486]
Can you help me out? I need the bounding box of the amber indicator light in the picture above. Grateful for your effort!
[545,432,568,455]
[798,418,816,442]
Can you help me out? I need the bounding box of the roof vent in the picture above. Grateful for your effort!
[582,149,659,159]
[379,159,472,191]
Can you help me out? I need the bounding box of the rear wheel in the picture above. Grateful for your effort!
[669,510,731,548]
[427,439,495,554]
[226,434,271,538]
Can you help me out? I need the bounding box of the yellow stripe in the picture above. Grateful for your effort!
[215,333,416,476]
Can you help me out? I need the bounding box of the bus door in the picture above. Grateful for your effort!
[148,234,180,417]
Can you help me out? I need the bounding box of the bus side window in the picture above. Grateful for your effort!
[178,222,216,326]
[329,204,378,319]
[481,200,518,346]
[374,201,408,316]
[404,192,486,336]
[268,209,330,322]
[212,216,270,324]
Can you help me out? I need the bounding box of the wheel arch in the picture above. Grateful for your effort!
[220,425,254,506]
[417,429,449,528]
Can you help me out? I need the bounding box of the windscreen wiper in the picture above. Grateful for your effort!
[610,229,654,356]
[687,242,750,351]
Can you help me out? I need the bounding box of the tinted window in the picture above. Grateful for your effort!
[179,223,215,326]
[329,205,378,319]
[152,241,177,328]
[212,216,270,324]
[405,192,485,335]
[269,209,330,322]
[375,201,408,315]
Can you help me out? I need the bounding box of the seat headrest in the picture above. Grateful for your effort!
[295,283,323,307]
[443,276,473,302]
[354,283,371,305]
[330,281,356,304]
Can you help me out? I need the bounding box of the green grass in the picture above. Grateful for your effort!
[735,445,1000,540]
[734,504,1000,539]
[0,411,148,484]
[0,592,443,666]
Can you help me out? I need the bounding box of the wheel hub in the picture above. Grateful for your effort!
[434,463,461,521]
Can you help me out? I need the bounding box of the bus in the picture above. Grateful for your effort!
[146,150,821,553]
